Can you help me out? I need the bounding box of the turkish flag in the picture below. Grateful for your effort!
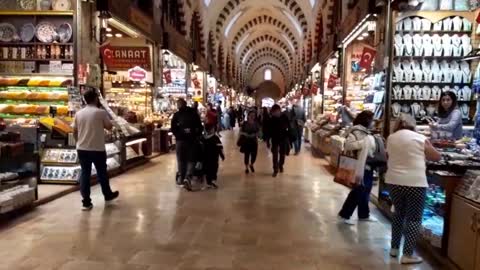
[359,47,376,70]
[163,69,172,84]
[100,44,114,68]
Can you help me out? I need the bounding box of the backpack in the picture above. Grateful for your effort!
[367,134,387,170]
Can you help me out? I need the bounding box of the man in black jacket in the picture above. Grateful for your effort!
[171,98,203,191]
[265,104,290,177]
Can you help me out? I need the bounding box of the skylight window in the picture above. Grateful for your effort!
[264,69,272,80]
[309,0,315,7]
[204,0,211,7]
[224,12,243,38]
[242,49,253,64]
[282,10,303,38]
[281,33,295,51]
[236,33,250,54]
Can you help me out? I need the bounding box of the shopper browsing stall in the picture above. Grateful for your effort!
[338,111,376,224]
[73,89,119,211]
[386,114,441,265]
[430,91,463,140]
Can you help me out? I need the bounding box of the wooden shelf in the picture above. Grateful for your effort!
[0,73,73,77]
[0,10,74,16]
[0,42,73,46]
[0,58,73,62]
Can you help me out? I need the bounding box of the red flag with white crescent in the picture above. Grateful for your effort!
[359,47,376,70]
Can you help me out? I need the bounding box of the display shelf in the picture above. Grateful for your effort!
[395,30,472,35]
[0,10,74,16]
[0,58,74,62]
[394,56,467,61]
[392,99,472,102]
[0,73,72,77]
[392,82,472,87]
[0,42,74,46]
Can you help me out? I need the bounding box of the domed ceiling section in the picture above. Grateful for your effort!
[204,0,330,95]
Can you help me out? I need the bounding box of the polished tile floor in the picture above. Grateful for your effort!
[0,130,443,270]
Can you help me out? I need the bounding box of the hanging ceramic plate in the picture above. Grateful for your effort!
[57,23,72,43]
[52,0,71,11]
[18,0,35,10]
[20,23,35,42]
[0,23,17,42]
[35,22,57,43]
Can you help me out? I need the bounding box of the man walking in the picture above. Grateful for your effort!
[73,88,119,211]
[265,104,291,177]
[171,98,203,191]
[292,104,306,154]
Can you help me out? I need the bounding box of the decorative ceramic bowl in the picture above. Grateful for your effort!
[20,23,35,42]
[52,0,71,11]
[0,23,17,42]
[18,0,35,10]
[35,22,57,43]
[57,23,72,43]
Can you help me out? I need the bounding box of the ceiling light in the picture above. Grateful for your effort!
[115,33,123,38]
[106,33,113,37]
[362,32,369,37]
[106,28,112,32]
[408,0,420,6]
[357,36,364,40]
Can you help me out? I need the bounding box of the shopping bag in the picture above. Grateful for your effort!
[334,154,360,188]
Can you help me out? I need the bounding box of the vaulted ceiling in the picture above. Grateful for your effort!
[183,0,334,96]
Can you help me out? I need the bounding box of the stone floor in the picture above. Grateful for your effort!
[0,130,444,270]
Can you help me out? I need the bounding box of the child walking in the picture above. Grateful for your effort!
[202,124,225,189]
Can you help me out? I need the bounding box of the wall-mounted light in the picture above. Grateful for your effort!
[362,32,369,37]
[163,50,171,66]
[106,28,112,32]
[106,33,113,38]
[115,33,123,38]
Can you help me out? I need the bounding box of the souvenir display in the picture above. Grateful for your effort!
[0,23,17,43]
[41,149,77,163]
[57,23,72,43]
[20,23,35,43]
[52,0,71,11]
[0,185,35,214]
[19,0,35,10]
[392,15,475,122]
[35,22,57,43]
[41,166,80,182]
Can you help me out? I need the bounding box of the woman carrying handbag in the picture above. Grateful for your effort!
[337,111,377,225]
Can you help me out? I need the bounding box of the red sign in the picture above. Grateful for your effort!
[128,66,147,81]
[359,47,377,70]
[100,45,151,71]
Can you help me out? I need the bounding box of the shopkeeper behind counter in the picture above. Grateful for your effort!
[430,91,463,140]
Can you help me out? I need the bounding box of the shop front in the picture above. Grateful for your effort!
[372,2,480,265]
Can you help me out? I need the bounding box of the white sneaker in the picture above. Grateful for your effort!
[401,255,423,264]
[359,216,378,222]
[338,216,355,225]
[390,249,399,258]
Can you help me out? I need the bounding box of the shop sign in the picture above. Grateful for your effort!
[128,66,147,81]
[100,45,151,71]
